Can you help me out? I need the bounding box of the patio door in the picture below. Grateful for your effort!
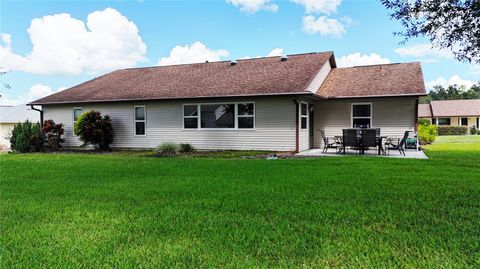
[309,104,314,149]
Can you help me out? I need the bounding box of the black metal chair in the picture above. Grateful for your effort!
[320,129,340,153]
[342,129,359,154]
[361,129,377,154]
[386,131,409,156]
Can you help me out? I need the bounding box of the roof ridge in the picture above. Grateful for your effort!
[122,51,334,71]
[335,62,420,69]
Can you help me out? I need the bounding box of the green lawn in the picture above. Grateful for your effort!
[1,140,479,268]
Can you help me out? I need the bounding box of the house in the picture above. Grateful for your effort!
[418,100,480,129]
[28,52,426,152]
[0,104,40,149]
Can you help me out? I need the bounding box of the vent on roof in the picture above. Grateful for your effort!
[280,55,289,61]
[230,60,238,66]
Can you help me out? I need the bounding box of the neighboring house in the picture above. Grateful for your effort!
[418,100,480,129]
[29,52,426,152]
[0,104,40,148]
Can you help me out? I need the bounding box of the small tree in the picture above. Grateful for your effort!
[42,120,64,151]
[9,121,44,153]
[74,111,114,150]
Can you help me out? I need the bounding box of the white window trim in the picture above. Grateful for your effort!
[73,107,83,124]
[351,102,373,128]
[300,102,309,130]
[134,105,146,136]
[182,104,200,129]
[182,102,255,130]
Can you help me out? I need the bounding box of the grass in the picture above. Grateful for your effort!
[1,138,479,268]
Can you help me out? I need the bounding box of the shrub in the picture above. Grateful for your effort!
[418,124,437,145]
[9,121,44,153]
[179,143,195,153]
[42,120,64,151]
[470,126,477,135]
[418,118,431,126]
[437,126,468,136]
[156,142,179,157]
[74,111,114,150]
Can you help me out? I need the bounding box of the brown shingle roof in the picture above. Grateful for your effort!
[29,52,427,105]
[317,62,426,98]
[29,52,333,105]
[430,100,480,117]
[418,104,432,117]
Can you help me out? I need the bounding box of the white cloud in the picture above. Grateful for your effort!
[468,65,480,76]
[0,8,147,75]
[158,42,229,66]
[226,0,278,13]
[394,43,453,62]
[290,0,342,14]
[425,75,475,90]
[301,15,345,37]
[336,53,391,67]
[0,84,64,106]
[267,48,284,56]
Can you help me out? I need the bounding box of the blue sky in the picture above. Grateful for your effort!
[1,0,478,105]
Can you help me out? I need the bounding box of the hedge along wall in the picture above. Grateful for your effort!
[437,126,468,135]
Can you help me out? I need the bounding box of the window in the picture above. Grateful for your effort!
[183,102,255,129]
[460,118,468,126]
[300,102,308,129]
[73,108,82,123]
[201,104,235,128]
[438,118,450,126]
[183,105,199,129]
[238,103,254,129]
[134,106,146,135]
[352,103,372,128]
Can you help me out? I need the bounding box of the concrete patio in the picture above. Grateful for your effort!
[296,148,428,159]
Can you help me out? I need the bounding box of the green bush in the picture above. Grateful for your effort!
[74,111,114,150]
[469,126,477,135]
[418,124,437,145]
[156,142,179,157]
[418,118,431,126]
[9,121,44,153]
[179,143,195,153]
[437,126,468,136]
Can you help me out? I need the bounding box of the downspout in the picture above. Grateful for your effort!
[292,98,299,153]
[414,98,419,132]
[30,105,43,124]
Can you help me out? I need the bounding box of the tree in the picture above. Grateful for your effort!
[74,110,114,150]
[419,82,480,103]
[381,0,480,63]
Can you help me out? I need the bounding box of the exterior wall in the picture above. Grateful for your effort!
[0,123,15,148]
[314,97,417,147]
[305,62,332,93]
[43,96,298,151]
[424,116,479,128]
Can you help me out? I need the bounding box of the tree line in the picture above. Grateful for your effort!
[420,83,480,104]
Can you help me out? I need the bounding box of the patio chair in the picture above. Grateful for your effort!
[342,129,359,154]
[361,128,377,154]
[320,129,340,153]
[385,131,409,156]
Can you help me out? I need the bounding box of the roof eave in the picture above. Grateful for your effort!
[315,92,427,100]
[28,92,314,105]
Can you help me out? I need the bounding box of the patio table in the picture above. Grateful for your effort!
[339,130,387,155]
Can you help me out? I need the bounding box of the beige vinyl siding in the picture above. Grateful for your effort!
[305,61,332,93]
[43,96,297,151]
[314,97,417,147]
